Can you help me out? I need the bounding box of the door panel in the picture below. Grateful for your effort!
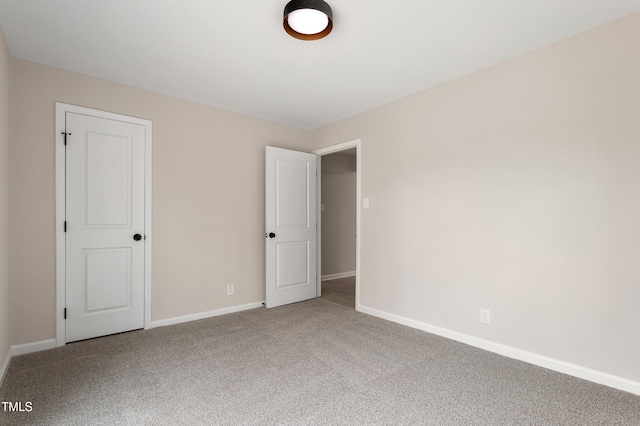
[85,133,132,227]
[65,112,145,343]
[277,241,309,288]
[83,248,132,312]
[277,158,310,228]
[266,146,317,308]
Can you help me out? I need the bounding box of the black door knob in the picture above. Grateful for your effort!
[133,234,142,241]
[268,232,276,238]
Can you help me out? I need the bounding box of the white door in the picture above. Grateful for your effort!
[265,146,317,308]
[65,112,146,343]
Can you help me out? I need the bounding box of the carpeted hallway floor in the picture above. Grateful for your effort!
[320,276,355,309]
[1,299,639,425]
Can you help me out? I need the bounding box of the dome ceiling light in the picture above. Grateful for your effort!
[283,0,333,41]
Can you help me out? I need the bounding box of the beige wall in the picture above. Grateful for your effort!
[312,12,640,383]
[10,59,311,344]
[0,27,11,363]
[321,153,356,276]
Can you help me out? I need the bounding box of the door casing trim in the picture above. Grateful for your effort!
[55,102,153,347]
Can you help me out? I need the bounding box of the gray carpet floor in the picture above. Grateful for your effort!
[1,299,639,425]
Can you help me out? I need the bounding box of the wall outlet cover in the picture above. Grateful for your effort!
[480,308,491,324]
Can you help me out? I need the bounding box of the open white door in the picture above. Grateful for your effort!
[265,146,317,308]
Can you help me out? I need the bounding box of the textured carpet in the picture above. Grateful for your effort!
[1,299,639,425]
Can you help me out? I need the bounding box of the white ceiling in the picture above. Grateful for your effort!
[1,1,639,129]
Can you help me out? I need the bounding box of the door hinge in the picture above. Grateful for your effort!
[61,131,71,145]
[64,221,67,232]
[64,308,67,319]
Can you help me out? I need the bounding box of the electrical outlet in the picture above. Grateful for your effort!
[227,284,234,296]
[480,308,491,324]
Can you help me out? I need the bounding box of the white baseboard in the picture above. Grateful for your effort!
[0,347,11,388]
[321,271,356,281]
[11,339,57,356]
[357,304,640,396]
[5,304,265,358]
[151,301,265,328]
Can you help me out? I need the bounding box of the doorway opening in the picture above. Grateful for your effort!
[313,140,361,310]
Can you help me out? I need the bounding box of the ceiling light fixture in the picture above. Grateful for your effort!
[283,0,333,41]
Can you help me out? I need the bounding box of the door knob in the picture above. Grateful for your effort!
[266,232,276,238]
[133,234,142,241]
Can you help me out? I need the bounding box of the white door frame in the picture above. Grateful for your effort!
[55,102,153,347]
[312,139,361,310]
